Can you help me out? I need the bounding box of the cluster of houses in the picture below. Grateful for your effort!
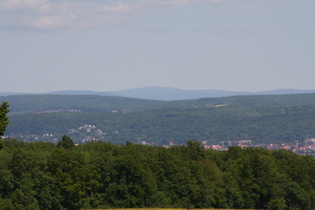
[35,109,81,114]
[68,124,106,142]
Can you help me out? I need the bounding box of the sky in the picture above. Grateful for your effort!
[1,0,314,93]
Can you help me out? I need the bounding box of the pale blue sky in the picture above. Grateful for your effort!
[1,0,314,93]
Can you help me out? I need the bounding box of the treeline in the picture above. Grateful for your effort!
[1,138,315,209]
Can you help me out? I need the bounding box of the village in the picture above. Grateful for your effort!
[158,138,315,157]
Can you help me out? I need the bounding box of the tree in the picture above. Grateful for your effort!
[0,101,10,136]
[0,101,9,150]
[0,140,4,150]
[57,135,75,149]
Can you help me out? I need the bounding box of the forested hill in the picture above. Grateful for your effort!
[3,93,315,114]
[2,93,315,145]
[1,95,167,114]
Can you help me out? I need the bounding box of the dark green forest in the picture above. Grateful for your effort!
[3,93,315,145]
[1,138,315,210]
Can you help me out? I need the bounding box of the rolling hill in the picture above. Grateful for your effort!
[2,93,315,145]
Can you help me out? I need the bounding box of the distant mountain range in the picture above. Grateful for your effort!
[1,87,315,101]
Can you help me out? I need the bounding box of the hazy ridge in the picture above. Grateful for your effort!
[2,86,315,100]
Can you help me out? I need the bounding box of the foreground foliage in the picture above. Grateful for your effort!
[1,139,315,210]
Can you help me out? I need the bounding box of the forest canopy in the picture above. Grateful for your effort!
[0,138,315,210]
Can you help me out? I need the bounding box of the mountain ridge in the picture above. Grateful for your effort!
[1,87,315,100]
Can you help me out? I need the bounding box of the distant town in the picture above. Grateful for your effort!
[142,138,315,157]
[3,123,315,158]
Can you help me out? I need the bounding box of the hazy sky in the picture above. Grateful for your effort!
[1,0,314,93]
